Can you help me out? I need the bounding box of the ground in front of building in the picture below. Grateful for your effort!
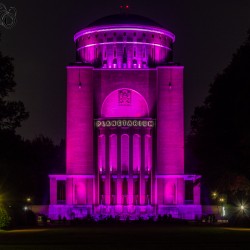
[0,224,250,249]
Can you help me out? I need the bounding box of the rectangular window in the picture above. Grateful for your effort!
[122,178,128,195]
[122,178,128,205]
[111,178,117,195]
[134,48,136,57]
[185,181,194,202]
[57,181,66,204]
[146,178,151,196]
[111,178,116,205]
[100,178,105,204]
[133,179,139,205]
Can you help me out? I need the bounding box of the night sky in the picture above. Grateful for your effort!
[1,0,250,143]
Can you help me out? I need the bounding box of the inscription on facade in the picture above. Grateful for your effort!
[95,120,155,128]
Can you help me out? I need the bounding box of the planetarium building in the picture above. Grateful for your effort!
[48,12,202,220]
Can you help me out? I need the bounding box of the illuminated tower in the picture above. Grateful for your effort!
[49,9,201,220]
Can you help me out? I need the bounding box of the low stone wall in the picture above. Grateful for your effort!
[31,204,222,221]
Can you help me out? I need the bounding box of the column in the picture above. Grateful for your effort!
[145,129,152,204]
[105,130,110,205]
[149,127,156,205]
[140,131,145,205]
[97,130,104,205]
[66,178,73,205]
[128,131,134,205]
[94,172,98,205]
[117,132,122,205]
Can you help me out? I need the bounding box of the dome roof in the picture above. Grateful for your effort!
[87,14,163,28]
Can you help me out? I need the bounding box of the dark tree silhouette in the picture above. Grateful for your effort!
[0,34,65,205]
[0,35,29,130]
[188,30,250,201]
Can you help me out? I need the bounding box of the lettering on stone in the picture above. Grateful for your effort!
[96,121,102,127]
[133,120,138,126]
[127,120,132,126]
[95,120,155,128]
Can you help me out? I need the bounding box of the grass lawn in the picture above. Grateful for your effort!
[0,224,250,250]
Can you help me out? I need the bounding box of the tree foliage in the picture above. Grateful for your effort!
[188,30,250,199]
[0,34,29,130]
[0,206,11,229]
[0,34,65,204]
[0,133,65,204]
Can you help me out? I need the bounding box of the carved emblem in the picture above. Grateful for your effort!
[118,89,131,105]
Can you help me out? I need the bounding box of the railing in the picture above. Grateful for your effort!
[99,169,150,175]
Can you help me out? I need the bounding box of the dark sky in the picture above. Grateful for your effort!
[1,0,250,143]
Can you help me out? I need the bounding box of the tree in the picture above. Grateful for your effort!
[0,34,29,131]
[0,34,66,205]
[0,33,29,203]
[0,134,65,204]
[188,30,250,200]
[0,206,11,229]
[23,135,65,204]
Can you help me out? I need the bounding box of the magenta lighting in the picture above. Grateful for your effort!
[48,13,201,220]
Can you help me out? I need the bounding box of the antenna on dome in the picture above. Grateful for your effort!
[119,1,130,14]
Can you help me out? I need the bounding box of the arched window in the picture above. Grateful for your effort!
[101,88,149,118]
